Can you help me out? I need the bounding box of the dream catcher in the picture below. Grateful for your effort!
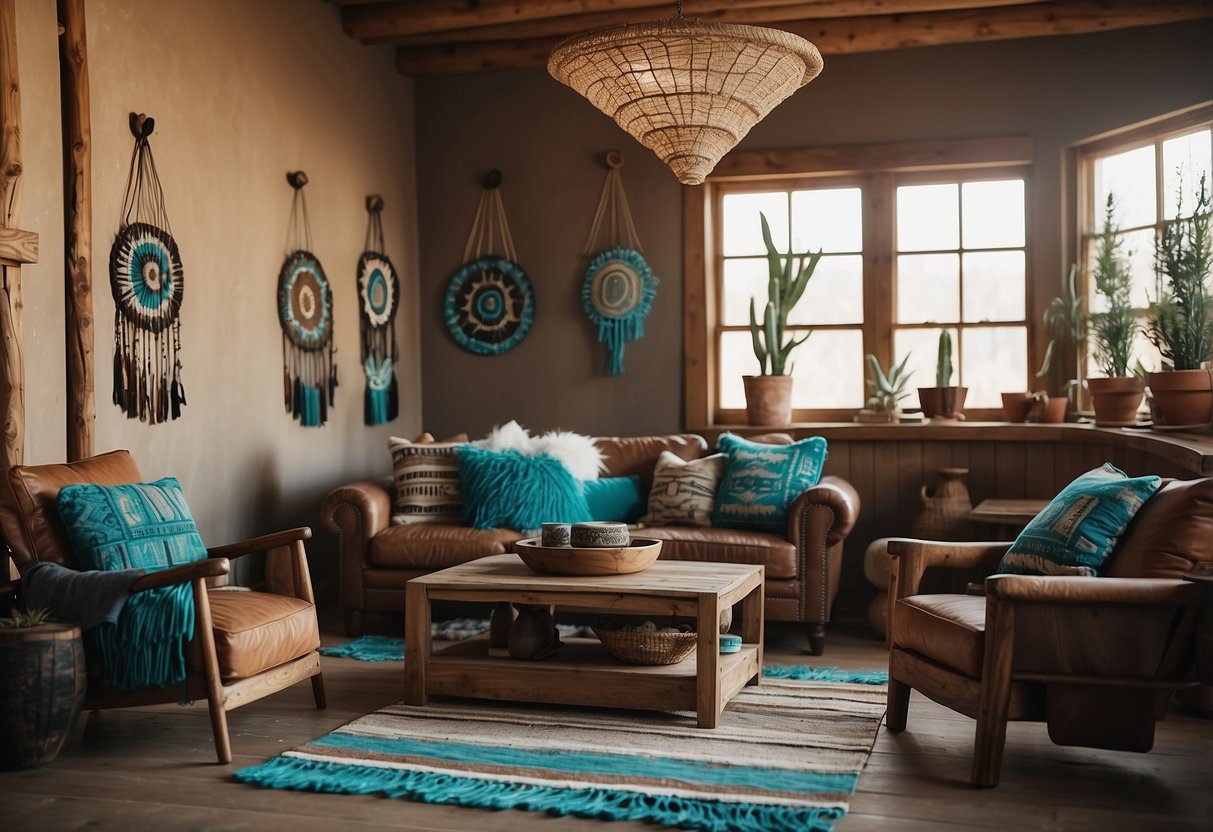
[581,151,658,375]
[108,112,186,423]
[444,170,534,355]
[357,195,399,425]
[278,171,336,427]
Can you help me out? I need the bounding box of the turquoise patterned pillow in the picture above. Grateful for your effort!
[711,434,828,533]
[997,464,1161,577]
[56,477,208,572]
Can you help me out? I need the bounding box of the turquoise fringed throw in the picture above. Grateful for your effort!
[712,434,828,533]
[57,477,207,690]
[456,446,591,531]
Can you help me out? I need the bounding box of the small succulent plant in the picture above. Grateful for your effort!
[0,608,55,628]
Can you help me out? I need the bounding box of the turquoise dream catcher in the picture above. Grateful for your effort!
[357,195,399,425]
[581,151,658,375]
[108,112,186,423]
[444,170,534,355]
[278,171,336,427]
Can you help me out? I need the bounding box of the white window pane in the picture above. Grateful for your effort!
[962,180,1025,249]
[1095,145,1156,229]
[1163,130,1213,220]
[963,251,1025,322]
[895,328,958,410]
[898,253,960,323]
[719,331,761,409]
[897,184,958,251]
[789,254,864,325]
[789,330,864,408]
[722,192,788,257]
[1118,228,1156,310]
[721,258,767,326]
[962,327,1028,408]
[792,188,862,253]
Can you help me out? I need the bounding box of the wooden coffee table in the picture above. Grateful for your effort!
[403,554,765,728]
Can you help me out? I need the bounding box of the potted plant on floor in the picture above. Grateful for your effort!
[857,352,912,423]
[743,213,822,426]
[1033,263,1084,423]
[918,330,967,421]
[1147,173,1213,427]
[1086,193,1145,426]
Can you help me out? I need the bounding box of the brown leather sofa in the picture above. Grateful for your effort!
[322,433,860,654]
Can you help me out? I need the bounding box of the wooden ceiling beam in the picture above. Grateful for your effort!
[373,0,1045,48]
[394,0,1213,76]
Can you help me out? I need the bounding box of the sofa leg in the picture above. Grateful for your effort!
[311,672,327,709]
[886,677,910,733]
[806,623,826,656]
[344,610,364,638]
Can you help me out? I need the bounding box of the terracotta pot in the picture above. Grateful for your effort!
[911,468,975,540]
[918,387,968,420]
[1087,376,1146,427]
[743,375,793,426]
[1001,392,1035,422]
[1034,394,1069,423]
[0,623,86,770]
[1147,370,1213,427]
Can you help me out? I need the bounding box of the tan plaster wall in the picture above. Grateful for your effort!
[14,0,420,587]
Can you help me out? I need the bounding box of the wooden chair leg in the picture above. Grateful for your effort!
[194,579,232,764]
[806,622,826,656]
[886,676,910,732]
[972,593,1015,788]
[311,672,327,709]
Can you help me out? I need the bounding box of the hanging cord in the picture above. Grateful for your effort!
[120,114,170,233]
[364,194,386,253]
[583,150,642,254]
[285,171,312,253]
[462,169,518,263]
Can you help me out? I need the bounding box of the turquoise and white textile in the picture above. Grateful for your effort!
[456,446,591,532]
[712,434,828,533]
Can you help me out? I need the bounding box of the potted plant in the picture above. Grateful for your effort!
[1033,263,1085,423]
[743,212,822,425]
[918,330,968,421]
[857,352,912,423]
[0,607,87,770]
[1147,173,1213,427]
[1086,193,1145,426]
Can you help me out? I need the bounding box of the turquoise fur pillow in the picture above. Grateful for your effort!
[997,463,1161,577]
[584,476,644,523]
[712,434,828,533]
[57,477,208,572]
[456,446,591,531]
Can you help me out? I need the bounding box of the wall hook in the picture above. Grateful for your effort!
[129,112,154,139]
[366,194,385,213]
[287,171,309,189]
[483,169,502,190]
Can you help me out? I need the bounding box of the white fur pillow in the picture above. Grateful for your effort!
[477,419,537,454]
[472,421,603,481]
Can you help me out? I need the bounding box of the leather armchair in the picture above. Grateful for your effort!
[883,476,1211,787]
[0,450,326,764]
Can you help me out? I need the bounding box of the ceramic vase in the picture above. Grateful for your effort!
[911,468,975,541]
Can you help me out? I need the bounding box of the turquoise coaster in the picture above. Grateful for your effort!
[720,634,742,654]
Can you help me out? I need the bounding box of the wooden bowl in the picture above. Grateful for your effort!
[514,537,662,576]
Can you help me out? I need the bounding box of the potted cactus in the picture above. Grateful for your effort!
[743,212,821,425]
[858,353,913,422]
[917,330,968,421]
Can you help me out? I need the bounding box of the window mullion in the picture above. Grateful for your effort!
[864,171,894,369]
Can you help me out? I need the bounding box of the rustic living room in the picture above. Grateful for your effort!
[1,0,1212,830]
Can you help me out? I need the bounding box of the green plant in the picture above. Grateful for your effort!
[1088,193,1138,378]
[865,353,913,414]
[1150,172,1213,371]
[935,330,954,387]
[748,212,823,375]
[0,608,54,628]
[1036,263,1086,389]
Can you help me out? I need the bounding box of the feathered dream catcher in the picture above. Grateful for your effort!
[444,170,534,355]
[357,195,399,425]
[278,171,336,427]
[108,112,186,422]
[580,151,658,375]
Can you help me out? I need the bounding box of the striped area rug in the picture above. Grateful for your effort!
[234,678,886,832]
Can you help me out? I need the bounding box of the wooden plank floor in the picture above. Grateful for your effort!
[3,610,1211,831]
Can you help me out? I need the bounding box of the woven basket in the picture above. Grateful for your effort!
[592,627,697,666]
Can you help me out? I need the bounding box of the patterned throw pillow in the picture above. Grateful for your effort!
[389,434,466,525]
[997,463,1161,576]
[641,451,726,527]
[712,434,828,533]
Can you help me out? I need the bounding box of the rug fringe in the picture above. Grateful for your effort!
[234,756,847,832]
[762,665,889,685]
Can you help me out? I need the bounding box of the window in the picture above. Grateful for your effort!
[1075,104,1213,375]
[684,138,1033,425]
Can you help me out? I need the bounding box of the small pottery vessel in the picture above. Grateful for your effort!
[570,521,629,548]
[508,605,562,661]
[1001,392,1036,422]
[1087,376,1145,427]
[540,522,571,547]
[742,374,793,426]
[488,602,515,650]
[911,468,974,541]
[1147,370,1213,427]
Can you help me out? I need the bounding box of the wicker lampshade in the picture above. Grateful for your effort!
[549,16,823,186]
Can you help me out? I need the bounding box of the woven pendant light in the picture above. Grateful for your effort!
[548,11,823,186]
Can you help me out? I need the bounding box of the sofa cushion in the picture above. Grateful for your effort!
[456,446,591,531]
[202,590,319,681]
[641,451,726,527]
[892,593,986,678]
[997,463,1161,577]
[641,526,797,579]
[712,434,828,533]
[389,435,466,525]
[594,434,708,487]
[584,476,645,523]
[1107,477,1213,578]
[370,523,523,569]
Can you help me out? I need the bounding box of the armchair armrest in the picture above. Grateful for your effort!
[130,558,230,593]
[886,539,1011,600]
[985,574,1201,607]
[322,480,392,542]
[206,527,311,560]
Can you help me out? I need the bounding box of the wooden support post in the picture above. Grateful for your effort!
[58,0,93,462]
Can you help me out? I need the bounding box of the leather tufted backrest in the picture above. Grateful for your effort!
[0,449,143,569]
[594,434,708,491]
[1107,476,1213,579]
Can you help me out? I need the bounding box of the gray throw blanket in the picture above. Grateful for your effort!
[21,560,146,630]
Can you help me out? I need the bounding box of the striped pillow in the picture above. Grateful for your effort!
[389,435,467,525]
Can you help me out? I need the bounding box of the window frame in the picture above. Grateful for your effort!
[683,137,1035,427]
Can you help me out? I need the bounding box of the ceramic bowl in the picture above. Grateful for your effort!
[570,521,629,548]
[540,522,571,547]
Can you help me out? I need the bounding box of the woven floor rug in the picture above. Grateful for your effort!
[234,678,886,831]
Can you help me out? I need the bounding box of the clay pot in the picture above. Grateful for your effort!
[1001,392,1036,422]
[488,602,515,649]
[0,623,86,770]
[508,605,562,661]
[911,468,975,541]
[1034,394,1069,423]
[918,387,968,421]
[1087,376,1145,427]
[1147,370,1213,427]
[743,375,793,426]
